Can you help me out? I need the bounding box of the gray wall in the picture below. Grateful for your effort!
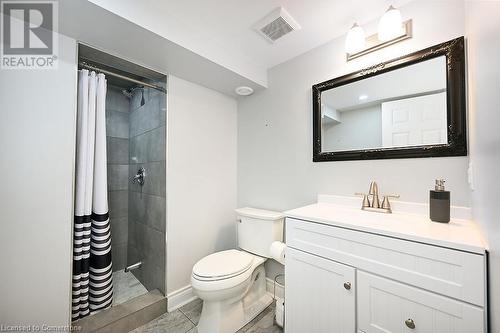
[237,0,470,279]
[128,85,167,294]
[106,86,131,271]
[466,2,500,332]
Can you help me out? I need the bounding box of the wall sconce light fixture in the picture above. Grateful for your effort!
[378,5,404,41]
[346,5,412,61]
[345,23,366,55]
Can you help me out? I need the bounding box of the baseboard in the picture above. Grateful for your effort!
[166,285,197,312]
[266,277,284,299]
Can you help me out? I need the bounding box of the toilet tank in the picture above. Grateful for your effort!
[235,207,284,258]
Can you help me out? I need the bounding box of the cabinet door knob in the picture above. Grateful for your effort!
[343,282,351,290]
[405,318,415,329]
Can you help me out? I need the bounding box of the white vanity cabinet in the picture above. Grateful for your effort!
[357,271,484,333]
[285,247,355,333]
[284,202,487,333]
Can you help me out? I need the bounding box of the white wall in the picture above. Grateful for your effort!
[466,2,500,332]
[166,76,238,295]
[237,0,470,278]
[0,34,77,326]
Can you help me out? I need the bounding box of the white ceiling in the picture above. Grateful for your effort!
[87,0,414,86]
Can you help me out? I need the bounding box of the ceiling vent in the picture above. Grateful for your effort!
[253,7,301,43]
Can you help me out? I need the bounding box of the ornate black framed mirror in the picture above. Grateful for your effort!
[312,37,466,162]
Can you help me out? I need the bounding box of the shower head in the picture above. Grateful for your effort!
[122,86,146,106]
[121,89,133,98]
[140,89,145,106]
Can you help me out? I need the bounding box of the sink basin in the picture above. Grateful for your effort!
[284,195,486,254]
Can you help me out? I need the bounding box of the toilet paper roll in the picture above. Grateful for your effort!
[269,241,286,265]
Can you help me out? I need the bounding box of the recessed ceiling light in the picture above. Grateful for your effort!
[235,86,254,96]
[359,94,368,101]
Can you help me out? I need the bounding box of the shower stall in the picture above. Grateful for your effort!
[73,44,167,328]
[106,80,166,303]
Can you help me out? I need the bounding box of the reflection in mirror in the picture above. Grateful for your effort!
[321,56,447,152]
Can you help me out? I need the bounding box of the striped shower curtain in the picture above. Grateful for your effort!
[72,70,113,320]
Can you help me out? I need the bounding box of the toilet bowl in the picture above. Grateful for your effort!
[191,249,271,333]
[191,208,284,333]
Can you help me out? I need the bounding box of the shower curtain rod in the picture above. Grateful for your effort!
[79,61,167,94]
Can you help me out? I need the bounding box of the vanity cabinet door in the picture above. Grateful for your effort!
[285,247,355,333]
[357,271,485,333]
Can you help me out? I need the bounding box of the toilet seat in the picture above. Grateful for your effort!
[191,250,267,293]
[192,249,253,281]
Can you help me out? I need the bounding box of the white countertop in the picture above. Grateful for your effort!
[284,196,486,254]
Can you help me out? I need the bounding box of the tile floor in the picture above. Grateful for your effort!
[113,269,149,305]
[130,298,283,333]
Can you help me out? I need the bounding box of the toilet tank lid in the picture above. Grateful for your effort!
[235,207,285,221]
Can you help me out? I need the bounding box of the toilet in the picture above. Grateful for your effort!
[191,207,284,333]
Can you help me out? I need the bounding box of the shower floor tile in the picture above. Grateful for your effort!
[113,269,148,305]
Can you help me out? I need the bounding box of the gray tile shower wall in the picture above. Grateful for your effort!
[106,86,130,271]
[107,137,129,164]
[128,85,166,294]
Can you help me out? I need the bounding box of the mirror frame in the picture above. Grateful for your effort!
[312,37,466,162]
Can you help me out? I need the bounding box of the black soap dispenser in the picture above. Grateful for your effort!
[430,179,450,223]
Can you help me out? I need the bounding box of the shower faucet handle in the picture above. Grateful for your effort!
[131,167,146,186]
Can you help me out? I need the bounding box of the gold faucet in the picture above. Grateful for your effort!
[356,181,399,214]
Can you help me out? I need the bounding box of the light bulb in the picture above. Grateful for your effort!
[378,5,403,42]
[345,23,366,54]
